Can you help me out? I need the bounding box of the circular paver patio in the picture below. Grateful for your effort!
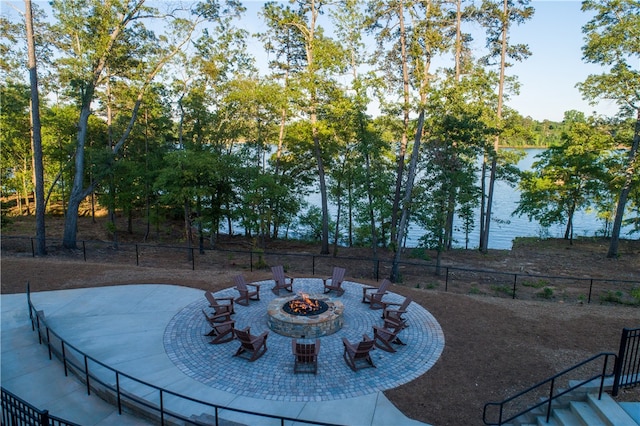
[163,278,444,402]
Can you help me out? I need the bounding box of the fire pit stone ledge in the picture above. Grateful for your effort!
[267,294,344,338]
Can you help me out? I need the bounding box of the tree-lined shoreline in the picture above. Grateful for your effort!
[1,0,637,279]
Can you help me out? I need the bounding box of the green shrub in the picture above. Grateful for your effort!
[490,284,511,296]
[522,279,549,289]
[469,285,482,295]
[409,248,431,261]
[600,290,623,304]
[537,287,554,299]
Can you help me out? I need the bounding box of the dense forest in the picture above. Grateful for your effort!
[1,0,638,276]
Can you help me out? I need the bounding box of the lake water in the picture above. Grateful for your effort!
[308,149,636,250]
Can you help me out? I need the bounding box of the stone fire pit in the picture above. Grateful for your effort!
[267,294,344,338]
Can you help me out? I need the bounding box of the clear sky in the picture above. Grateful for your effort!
[4,0,621,122]
[505,1,619,121]
[239,0,620,122]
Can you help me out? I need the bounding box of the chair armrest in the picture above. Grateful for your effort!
[247,283,261,289]
[209,310,233,321]
[217,296,235,303]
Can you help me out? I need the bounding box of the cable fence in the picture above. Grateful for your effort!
[3,235,639,306]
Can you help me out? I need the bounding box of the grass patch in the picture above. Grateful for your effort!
[522,279,549,289]
[490,284,512,296]
[536,287,554,299]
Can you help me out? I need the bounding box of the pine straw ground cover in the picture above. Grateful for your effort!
[1,217,639,425]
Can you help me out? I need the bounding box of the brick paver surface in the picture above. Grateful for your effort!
[164,278,444,402]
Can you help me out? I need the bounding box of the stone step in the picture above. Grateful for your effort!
[587,393,639,426]
[570,400,606,425]
[536,415,560,425]
[620,402,640,425]
[553,407,584,425]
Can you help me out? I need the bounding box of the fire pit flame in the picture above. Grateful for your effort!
[284,292,328,316]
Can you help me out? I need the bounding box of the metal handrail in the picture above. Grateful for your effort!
[482,352,617,425]
[1,387,81,426]
[26,283,343,426]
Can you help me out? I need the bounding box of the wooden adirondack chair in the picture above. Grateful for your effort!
[322,267,346,296]
[373,323,406,353]
[202,309,236,344]
[362,278,391,309]
[271,265,294,295]
[342,334,376,371]
[292,338,320,374]
[204,291,235,317]
[234,275,261,306]
[381,296,411,329]
[233,327,269,362]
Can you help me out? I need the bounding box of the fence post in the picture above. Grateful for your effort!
[62,341,68,376]
[136,244,139,266]
[116,373,122,414]
[546,378,556,423]
[39,409,50,426]
[46,328,52,360]
[445,268,449,292]
[191,248,195,271]
[588,279,593,304]
[512,274,518,299]
[84,355,91,395]
[375,260,379,281]
[313,256,316,275]
[612,328,630,396]
[31,238,35,257]
[82,240,87,261]
[250,251,253,272]
[160,389,165,426]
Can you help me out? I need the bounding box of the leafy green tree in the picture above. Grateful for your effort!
[40,104,80,212]
[365,0,416,248]
[514,113,615,243]
[276,0,348,254]
[0,82,32,214]
[471,0,534,252]
[578,0,640,257]
[413,69,493,272]
[24,0,46,254]
[48,0,219,248]
[257,2,306,171]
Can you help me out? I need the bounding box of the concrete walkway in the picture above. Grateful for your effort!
[2,282,442,426]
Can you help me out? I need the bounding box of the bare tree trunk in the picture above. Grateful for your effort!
[480,156,497,251]
[390,0,411,248]
[63,99,93,248]
[25,0,46,255]
[480,0,508,253]
[365,150,378,257]
[391,109,425,282]
[312,120,330,254]
[608,110,640,258]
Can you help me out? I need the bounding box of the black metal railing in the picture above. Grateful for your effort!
[4,235,639,306]
[613,326,640,395]
[482,352,617,426]
[1,387,80,426]
[25,284,343,426]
